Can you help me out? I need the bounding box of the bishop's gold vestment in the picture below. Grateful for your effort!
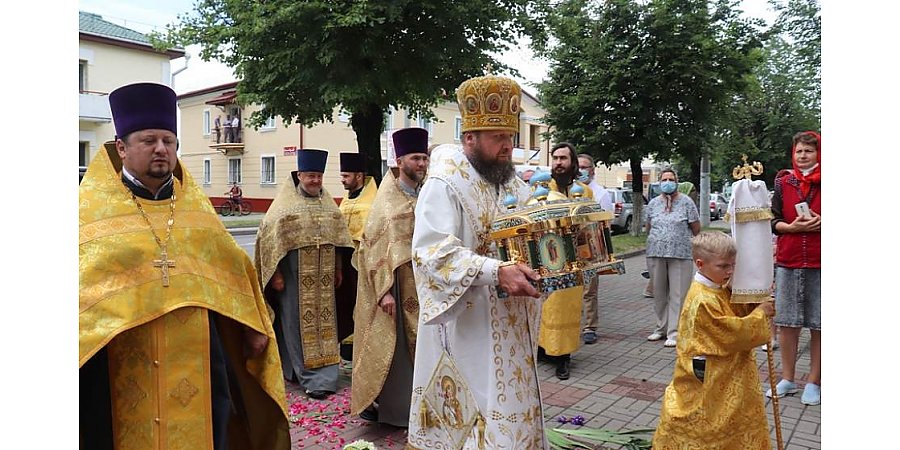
[79,144,290,450]
[653,280,771,450]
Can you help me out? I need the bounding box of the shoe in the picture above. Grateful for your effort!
[305,389,334,400]
[801,383,821,406]
[760,341,780,352]
[647,332,665,341]
[765,379,799,398]
[359,406,379,422]
[643,292,654,298]
[555,359,570,380]
[582,330,598,345]
[664,339,677,347]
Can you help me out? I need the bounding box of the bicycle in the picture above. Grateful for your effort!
[219,198,252,216]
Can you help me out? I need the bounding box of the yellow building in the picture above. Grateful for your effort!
[78,11,185,168]
[176,83,553,211]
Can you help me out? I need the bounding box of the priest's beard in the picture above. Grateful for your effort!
[466,142,515,186]
[552,173,574,190]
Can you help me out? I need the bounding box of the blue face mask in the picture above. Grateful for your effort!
[578,169,590,183]
[660,180,678,194]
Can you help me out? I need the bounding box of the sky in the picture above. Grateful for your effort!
[78,0,779,95]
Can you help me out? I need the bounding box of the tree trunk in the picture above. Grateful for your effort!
[350,103,385,185]
[630,157,644,237]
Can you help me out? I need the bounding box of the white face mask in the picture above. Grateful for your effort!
[800,163,819,176]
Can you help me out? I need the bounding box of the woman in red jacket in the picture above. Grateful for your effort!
[766,131,822,406]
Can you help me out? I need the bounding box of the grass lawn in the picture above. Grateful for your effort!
[611,232,648,255]
[610,225,729,255]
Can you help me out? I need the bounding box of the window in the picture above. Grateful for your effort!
[203,110,211,136]
[261,156,276,184]
[416,113,433,135]
[382,109,393,137]
[338,111,351,123]
[79,60,87,92]
[203,158,211,185]
[262,116,276,129]
[79,141,89,166]
[454,116,462,142]
[228,158,242,184]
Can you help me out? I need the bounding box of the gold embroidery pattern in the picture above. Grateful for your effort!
[170,378,200,407]
[298,244,340,369]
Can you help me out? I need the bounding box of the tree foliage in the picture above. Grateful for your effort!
[704,0,820,189]
[534,0,760,233]
[159,0,544,182]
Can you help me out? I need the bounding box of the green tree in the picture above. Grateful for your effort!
[706,0,820,188]
[159,0,543,183]
[534,0,760,233]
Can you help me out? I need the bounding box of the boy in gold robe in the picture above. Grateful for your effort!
[653,231,774,450]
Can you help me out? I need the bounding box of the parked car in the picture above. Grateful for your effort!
[606,188,635,233]
[710,193,727,220]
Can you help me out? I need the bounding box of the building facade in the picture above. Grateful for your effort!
[79,11,186,169]
[177,84,553,211]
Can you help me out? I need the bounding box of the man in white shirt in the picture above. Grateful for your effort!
[577,153,612,344]
[231,115,241,143]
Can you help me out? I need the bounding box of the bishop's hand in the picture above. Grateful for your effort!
[498,262,540,298]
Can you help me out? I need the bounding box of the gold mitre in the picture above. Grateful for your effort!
[456,75,522,133]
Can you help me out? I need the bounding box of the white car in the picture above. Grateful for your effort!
[710,193,727,220]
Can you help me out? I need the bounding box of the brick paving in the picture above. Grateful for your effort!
[275,251,820,449]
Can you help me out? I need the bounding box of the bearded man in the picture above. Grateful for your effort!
[351,127,429,426]
[407,75,549,449]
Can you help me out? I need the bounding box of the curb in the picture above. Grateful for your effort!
[228,227,258,236]
[615,248,646,260]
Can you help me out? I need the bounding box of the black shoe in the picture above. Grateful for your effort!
[359,406,379,422]
[306,389,334,400]
[555,359,570,380]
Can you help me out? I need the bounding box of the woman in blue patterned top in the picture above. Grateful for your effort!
[643,168,701,347]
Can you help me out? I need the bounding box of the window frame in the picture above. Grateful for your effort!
[203,158,211,185]
[260,155,276,185]
[261,115,276,131]
[227,157,243,184]
[202,109,211,136]
[79,60,87,92]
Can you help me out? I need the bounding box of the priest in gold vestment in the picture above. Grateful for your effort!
[336,152,378,348]
[653,231,773,450]
[350,127,429,426]
[538,142,595,381]
[79,83,290,450]
[255,149,354,400]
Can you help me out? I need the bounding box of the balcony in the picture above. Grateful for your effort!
[211,142,244,156]
[79,90,111,122]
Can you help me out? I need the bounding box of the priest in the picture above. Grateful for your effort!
[255,149,354,400]
[79,82,290,450]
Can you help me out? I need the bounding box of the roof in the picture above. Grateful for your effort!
[79,11,185,59]
[177,82,240,101]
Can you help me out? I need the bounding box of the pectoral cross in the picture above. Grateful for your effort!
[153,249,176,287]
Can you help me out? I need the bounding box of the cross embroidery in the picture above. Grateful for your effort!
[153,249,176,287]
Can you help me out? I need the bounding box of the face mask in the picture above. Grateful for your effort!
[578,169,590,183]
[660,180,678,194]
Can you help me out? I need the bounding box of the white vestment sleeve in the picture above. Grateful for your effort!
[412,179,500,325]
